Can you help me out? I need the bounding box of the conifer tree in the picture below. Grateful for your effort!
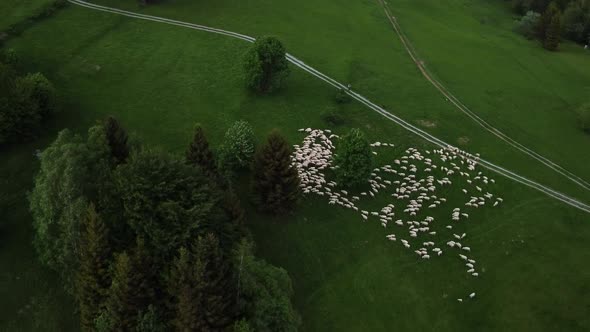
[194,234,236,329]
[77,203,111,332]
[537,2,560,40]
[168,247,207,331]
[252,130,301,214]
[104,116,129,165]
[185,124,218,178]
[129,237,158,313]
[105,252,137,331]
[544,13,562,50]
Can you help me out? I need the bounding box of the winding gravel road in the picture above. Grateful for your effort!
[67,0,590,213]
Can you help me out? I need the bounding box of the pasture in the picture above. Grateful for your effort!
[1,0,589,331]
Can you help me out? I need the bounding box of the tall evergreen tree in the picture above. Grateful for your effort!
[129,237,158,313]
[77,203,111,332]
[105,252,137,331]
[544,13,563,50]
[194,234,236,329]
[168,247,207,331]
[186,124,218,179]
[252,130,301,214]
[537,2,560,39]
[104,116,129,165]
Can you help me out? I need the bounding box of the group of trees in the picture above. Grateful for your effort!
[512,0,590,50]
[0,52,57,144]
[30,118,301,331]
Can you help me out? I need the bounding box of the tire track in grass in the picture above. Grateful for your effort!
[375,0,590,191]
[66,0,590,213]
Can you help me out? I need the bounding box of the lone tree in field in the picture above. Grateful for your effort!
[186,124,218,178]
[544,13,562,50]
[332,128,373,187]
[252,130,301,214]
[77,203,111,332]
[243,36,290,93]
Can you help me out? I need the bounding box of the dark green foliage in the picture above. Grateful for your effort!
[233,319,253,332]
[561,0,590,43]
[515,11,542,39]
[136,305,166,332]
[334,88,351,104]
[78,203,112,332]
[168,247,207,331]
[578,103,590,132]
[115,149,219,254]
[0,61,56,144]
[252,130,301,214]
[223,190,245,226]
[320,107,345,127]
[195,233,236,329]
[234,240,300,332]
[129,237,158,314]
[243,36,290,93]
[104,252,137,331]
[536,2,560,39]
[29,127,112,292]
[218,120,256,177]
[332,128,373,187]
[104,116,130,165]
[544,12,563,50]
[186,124,218,178]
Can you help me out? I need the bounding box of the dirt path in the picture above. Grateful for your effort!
[66,0,590,213]
[375,0,590,192]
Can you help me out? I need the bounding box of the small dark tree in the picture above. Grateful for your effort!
[168,247,207,331]
[77,203,111,332]
[104,116,129,165]
[186,124,218,178]
[332,128,373,187]
[544,13,562,50]
[136,305,166,332]
[252,130,301,214]
[129,237,158,313]
[104,252,137,331]
[243,36,290,93]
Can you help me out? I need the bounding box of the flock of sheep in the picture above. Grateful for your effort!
[292,128,505,302]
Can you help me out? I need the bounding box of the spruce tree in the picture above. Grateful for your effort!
[105,252,137,331]
[544,13,562,50]
[168,247,207,331]
[194,234,236,329]
[104,116,129,164]
[252,130,301,214]
[129,237,158,313]
[77,203,111,332]
[537,2,560,40]
[185,124,218,179]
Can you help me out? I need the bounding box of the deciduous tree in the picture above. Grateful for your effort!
[243,36,290,93]
[332,128,373,187]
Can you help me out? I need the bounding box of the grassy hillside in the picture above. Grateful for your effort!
[1,0,589,331]
[0,0,57,30]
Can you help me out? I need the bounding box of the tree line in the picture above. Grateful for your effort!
[512,0,590,50]
[30,117,303,331]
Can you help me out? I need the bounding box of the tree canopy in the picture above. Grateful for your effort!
[243,36,290,93]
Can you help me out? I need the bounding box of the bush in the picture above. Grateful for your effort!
[218,120,256,176]
[332,128,373,187]
[0,62,57,144]
[579,103,590,133]
[515,11,542,39]
[320,107,345,127]
[334,88,351,104]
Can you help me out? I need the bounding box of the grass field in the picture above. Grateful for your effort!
[0,0,56,30]
[1,0,590,331]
